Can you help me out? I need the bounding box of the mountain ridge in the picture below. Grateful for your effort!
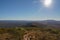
[0,20,60,28]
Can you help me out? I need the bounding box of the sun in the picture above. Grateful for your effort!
[44,0,52,7]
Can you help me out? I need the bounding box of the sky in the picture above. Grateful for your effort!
[0,0,60,20]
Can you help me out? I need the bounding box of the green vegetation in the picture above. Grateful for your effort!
[0,27,60,40]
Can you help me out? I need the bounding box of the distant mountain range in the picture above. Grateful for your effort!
[39,20,60,28]
[0,20,60,28]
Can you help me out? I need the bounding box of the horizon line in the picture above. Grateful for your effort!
[0,19,60,21]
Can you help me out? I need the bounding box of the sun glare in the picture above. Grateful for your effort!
[44,0,52,7]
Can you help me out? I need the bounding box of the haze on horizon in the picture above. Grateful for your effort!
[0,0,60,21]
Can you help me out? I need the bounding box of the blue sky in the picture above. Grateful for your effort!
[0,0,60,20]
